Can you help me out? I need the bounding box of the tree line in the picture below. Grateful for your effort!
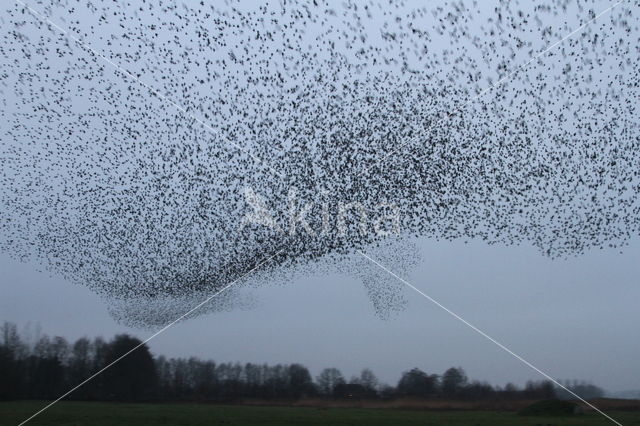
[0,322,603,402]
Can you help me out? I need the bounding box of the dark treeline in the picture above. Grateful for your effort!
[0,323,603,402]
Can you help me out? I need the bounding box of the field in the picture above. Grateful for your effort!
[2,401,640,426]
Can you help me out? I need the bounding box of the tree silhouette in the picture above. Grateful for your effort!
[101,334,157,401]
[316,367,345,396]
[288,363,315,398]
[0,323,583,402]
[397,368,439,397]
[442,367,467,398]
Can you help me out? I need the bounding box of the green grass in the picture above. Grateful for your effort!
[1,401,639,426]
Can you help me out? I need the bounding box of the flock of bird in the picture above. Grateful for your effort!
[0,0,638,326]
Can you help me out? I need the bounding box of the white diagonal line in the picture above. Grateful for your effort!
[363,0,626,175]
[18,250,284,426]
[356,250,622,426]
[12,0,285,179]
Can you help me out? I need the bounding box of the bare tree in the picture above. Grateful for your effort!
[316,367,345,396]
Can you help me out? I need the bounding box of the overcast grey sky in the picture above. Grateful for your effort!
[2,236,638,393]
[1,0,638,397]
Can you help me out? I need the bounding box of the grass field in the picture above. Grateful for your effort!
[1,401,639,426]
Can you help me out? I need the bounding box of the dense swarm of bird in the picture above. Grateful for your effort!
[0,0,638,326]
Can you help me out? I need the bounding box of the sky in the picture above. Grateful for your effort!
[0,0,638,398]
[2,236,639,393]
